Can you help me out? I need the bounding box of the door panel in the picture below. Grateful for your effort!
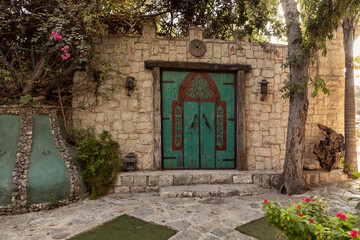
[184,102,200,168]
[210,73,235,169]
[200,102,216,168]
[162,71,188,168]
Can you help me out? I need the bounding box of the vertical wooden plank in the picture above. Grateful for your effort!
[153,67,162,170]
[162,71,184,169]
[184,102,200,168]
[200,102,215,168]
[161,71,173,168]
[211,73,235,168]
[237,70,247,170]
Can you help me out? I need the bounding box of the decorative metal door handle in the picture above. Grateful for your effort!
[190,114,197,129]
[202,114,211,130]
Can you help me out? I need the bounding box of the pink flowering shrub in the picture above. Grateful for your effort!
[262,197,360,239]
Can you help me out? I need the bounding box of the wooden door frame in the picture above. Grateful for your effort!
[145,60,251,170]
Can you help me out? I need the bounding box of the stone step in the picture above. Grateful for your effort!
[159,184,265,198]
[112,169,349,194]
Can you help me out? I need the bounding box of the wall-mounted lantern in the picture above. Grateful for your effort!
[259,79,269,101]
[124,152,137,172]
[125,76,136,96]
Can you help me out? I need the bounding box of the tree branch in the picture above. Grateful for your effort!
[37,60,79,101]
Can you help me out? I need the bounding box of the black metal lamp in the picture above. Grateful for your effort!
[125,76,136,91]
[259,79,269,101]
[124,152,137,172]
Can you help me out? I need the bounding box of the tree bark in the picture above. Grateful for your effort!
[279,0,309,195]
[342,17,358,174]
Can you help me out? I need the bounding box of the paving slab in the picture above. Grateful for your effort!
[0,180,360,240]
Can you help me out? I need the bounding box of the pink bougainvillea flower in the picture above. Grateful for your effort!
[61,55,68,60]
[218,187,221,190]
[297,205,301,209]
[91,109,95,112]
[318,233,321,237]
[305,198,311,203]
[61,47,65,51]
[341,215,347,220]
[64,46,69,49]
[263,199,268,204]
[350,230,358,238]
[80,54,83,57]
[337,212,343,218]
[65,52,71,58]
[302,198,305,201]
[309,219,314,224]
[52,32,62,40]
[297,213,304,217]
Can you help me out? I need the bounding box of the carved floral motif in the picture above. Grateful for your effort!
[185,75,214,100]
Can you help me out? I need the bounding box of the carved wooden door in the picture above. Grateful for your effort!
[162,71,235,169]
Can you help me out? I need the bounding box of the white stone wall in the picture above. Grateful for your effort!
[72,23,345,171]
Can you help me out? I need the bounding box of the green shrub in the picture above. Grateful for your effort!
[72,128,121,199]
[262,197,360,239]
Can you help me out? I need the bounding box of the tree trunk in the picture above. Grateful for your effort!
[342,17,358,174]
[279,0,309,195]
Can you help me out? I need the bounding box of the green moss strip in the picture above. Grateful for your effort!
[70,215,177,240]
[236,217,288,240]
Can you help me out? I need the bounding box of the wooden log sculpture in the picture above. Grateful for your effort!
[313,124,345,171]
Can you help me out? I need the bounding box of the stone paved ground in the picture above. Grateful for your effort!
[1,180,360,240]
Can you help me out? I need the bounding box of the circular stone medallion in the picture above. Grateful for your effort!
[189,39,206,57]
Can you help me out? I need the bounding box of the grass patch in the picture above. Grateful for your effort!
[236,217,288,240]
[70,215,176,240]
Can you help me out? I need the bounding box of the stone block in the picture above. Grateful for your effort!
[159,175,174,186]
[210,174,232,184]
[261,175,271,187]
[121,176,134,187]
[114,186,130,193]
[340,174,348,181]
[115,175,122,186]
[233,173,253,184]
[330,172,341,182]
[148,175,159,186]
[174,175,192,185]
[262,70,274,78]
[309,173,319,185]
[192,174,210,184]
[131,186,145,193]
[253,175,262,186]
[145,186,159,192]
[270,175,280,186]
[250,132,262,147]
[304,163,316,170]
[134,175,147,186]
[140,134,153,145]
[319,172,330,184]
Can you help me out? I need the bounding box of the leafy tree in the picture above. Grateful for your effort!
[278,0,355,195]
[0,0,101,105]
[155,0,285,41]
[0,0,158,105]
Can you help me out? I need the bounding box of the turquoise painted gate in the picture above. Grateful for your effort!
[162,71,235,169]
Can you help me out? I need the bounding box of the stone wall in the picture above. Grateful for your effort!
[72,23,345,171]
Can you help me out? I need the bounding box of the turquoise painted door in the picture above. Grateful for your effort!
[162,71,235,169]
